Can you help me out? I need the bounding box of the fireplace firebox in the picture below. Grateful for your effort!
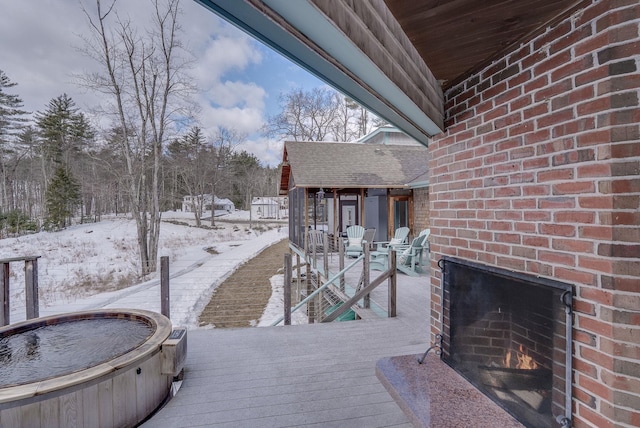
[440,256,573,428]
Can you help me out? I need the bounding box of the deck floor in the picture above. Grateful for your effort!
[144,258,431,428]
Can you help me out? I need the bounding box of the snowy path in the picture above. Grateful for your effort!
[9,228,288,328]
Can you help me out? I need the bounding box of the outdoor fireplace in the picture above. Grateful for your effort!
[440,256,573,428]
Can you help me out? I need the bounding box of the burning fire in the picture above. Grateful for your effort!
[504,344,538,370]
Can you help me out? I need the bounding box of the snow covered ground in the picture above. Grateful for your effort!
[1,210,290,328]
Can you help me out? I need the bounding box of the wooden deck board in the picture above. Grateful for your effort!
[143,258,430,428]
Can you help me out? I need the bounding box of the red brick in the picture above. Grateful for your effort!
[523,74,549,92]
[539,250,575,266]
[496,138,522,152]
[538,137,575,155]
[575,299,596,316]
[580,287,614,306]
[578,404,614,428]
[525,130,553,146]
[511,147,536,160]
[496,256,526,271]
[523,235,549,247]
[538,108,575,128]
[578,255,614,274]
[514,222,536,233]
[553,181,595,195]
[577,315,613,338]
[554,85,596,110]
[533,50,572,77]
[551,56,594,82]
[554,210,595,223]
[508,120,535,136]
[555,267,596,285]
[522,184,550,198]
[574,30,609,57]
[523,157,550,170]
[526,260,553,276]
[597,41,640,65]
[537,168,574,182]
[539,196,575,209]
[553,237,595,253]
[510,93,532,111]
[482,81,507,102]
[577,163,611,178]
[578,373,614,401]
[524,210,551,222]
[574,329,597,346]
[578,196,614,209]
[596,5,640,32]
[580,225,614,240]
[534,78,573,103]
[575,64,609,87]
[553,118,596,138]
[523,102,549,120]
[577,129,610,146]
[534,20,572,51]
[598,74,640,96]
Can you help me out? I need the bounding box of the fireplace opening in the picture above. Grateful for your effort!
[440,256,573,428]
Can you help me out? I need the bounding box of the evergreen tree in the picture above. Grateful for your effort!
[0,70,30,142]
[44,165,80,230]
[35,94,94,167]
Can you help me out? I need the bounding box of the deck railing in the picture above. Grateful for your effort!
[0,256,172,327]
[273,232,397,326]
[0,256,41,327]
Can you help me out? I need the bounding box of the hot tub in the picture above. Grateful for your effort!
[0,309,183,427]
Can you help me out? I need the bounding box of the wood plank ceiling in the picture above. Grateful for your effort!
[384,0,590,88]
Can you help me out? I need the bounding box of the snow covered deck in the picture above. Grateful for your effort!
[143,267,431,427]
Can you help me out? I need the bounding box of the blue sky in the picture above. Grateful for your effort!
[0,0,326,167]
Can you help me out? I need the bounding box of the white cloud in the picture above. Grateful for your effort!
[236,136,284,167]
[200,105,263,135]
[0,0,313,167]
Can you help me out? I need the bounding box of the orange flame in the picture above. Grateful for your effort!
[504,344,538,370]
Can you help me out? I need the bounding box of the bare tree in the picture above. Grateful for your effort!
[262,87,383,142]
[209,127,243,226]
[167,126,210,226]
[80,0,195,275]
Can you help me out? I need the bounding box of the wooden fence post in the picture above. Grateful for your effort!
[306,262,314,323]
[1,262,9,326]
[161,256,170,319]
[363,245,370,309]
[389,250,397,317]
[25,257,39,320]
[284,253,291,325]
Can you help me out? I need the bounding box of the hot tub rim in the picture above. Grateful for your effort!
[0,308,172,405]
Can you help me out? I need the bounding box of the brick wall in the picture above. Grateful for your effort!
[428,1,640,426]
[413,187,430,232]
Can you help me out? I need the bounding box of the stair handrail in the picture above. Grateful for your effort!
[271,253,364,326]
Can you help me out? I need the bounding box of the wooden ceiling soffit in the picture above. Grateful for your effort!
[195,0,444,142]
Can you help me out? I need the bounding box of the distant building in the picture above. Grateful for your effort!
[182,194,235,213]
[251,197,287,219]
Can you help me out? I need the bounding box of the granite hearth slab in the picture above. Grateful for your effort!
[376,353,524,428]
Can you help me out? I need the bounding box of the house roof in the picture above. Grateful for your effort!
[280,141,428,193]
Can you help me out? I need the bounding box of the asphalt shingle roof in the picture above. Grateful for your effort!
[283,141,429,189]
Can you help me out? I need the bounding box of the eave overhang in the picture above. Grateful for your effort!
[194,0,444,145]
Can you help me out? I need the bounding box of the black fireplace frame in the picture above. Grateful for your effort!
[438,256,574,428]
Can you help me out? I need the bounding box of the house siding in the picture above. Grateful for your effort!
[428,1,640,426]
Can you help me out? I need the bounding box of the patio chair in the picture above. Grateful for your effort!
[362,228,377,251]
[307,229,325,253]
[395,234,427,277]
[374,227,410,255]
[416,228,430,266]
[344,225,366,258]
[369,226,410,270]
